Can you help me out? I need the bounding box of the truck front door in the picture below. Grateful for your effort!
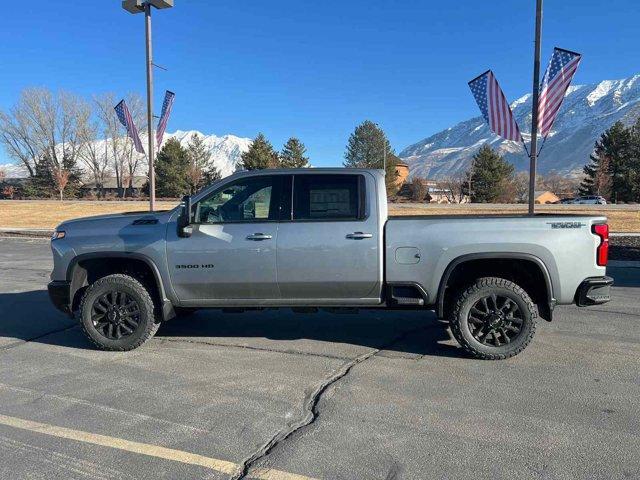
[167,175,285,302]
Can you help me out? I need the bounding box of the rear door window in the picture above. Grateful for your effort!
[292,175,362,221]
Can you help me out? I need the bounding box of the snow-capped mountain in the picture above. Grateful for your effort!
[0,163,28,178]
[0,130,252,179]
[400,74,640,179]
[163,130,251,178]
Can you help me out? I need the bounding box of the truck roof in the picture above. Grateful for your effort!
[229,167,385,177]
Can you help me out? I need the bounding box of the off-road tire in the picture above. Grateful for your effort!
[449,277,537,360]
[79,274,160,351]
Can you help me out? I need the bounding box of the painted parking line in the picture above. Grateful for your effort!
[0,414,316,480]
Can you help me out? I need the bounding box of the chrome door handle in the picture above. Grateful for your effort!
[346,232,373,240]
[246,233,272,241]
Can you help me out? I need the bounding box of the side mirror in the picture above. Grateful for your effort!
[178,194,193,238]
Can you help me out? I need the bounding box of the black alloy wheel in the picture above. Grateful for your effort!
[467,294,523,347]
[91,290,141,340]
[79,274,160,351]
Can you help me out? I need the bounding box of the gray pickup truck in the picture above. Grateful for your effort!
[48,168,612,359]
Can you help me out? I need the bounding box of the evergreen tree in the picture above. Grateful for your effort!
[22,154,81,198]
[240,133,280,170]
[468,145,515,203]
[628,118,640,202]
[155,138,190,198]
[579,145,611,198]
[280,137,309,168]
[578,122,640,202]
[186,133,217,193]
[23,156,54,198]
[59,154,82,198]
[203,163,221,186]
[344,120,398,195]
[601,122,633,203]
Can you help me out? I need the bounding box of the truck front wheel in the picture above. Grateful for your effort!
[449,277,537,360]
[78,274,160,351]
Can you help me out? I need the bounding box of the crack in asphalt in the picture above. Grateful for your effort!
[229,325,429,480]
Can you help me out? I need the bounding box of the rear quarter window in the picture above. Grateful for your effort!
[293,174,362,221]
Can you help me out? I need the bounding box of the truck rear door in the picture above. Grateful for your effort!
[276,172,381,303]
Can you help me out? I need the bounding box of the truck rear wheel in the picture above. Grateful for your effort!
[78,274,160,351]
[449,277,537,360]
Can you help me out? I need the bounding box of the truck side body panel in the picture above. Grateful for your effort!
[385,215,607,305]
[50,168,608,316]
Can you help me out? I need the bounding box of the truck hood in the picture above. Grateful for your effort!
[57,209,177,231]
[54,208,180,257]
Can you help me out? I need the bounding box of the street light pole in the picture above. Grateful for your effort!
[122,0,173,212]
[144,3,155,212]
[528,0,543,215]
[383,147,386,172]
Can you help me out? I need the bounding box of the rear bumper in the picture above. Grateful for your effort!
[47,281,71,314]
[575,276,613,306]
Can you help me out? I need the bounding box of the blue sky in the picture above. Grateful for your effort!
[1,0,638,167]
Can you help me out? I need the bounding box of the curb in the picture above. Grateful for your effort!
[0,227,51,232]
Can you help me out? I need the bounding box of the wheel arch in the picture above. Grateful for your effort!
[436,253,556,321]
[66,252,174,320]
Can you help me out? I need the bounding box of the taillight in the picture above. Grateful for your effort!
[592,224,609,266]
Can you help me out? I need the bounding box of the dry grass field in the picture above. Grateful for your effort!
[0,200,638,232]
[388,203,640,232]
[0,200,179,230]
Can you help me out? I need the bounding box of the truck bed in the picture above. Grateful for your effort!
[384,213,607,306]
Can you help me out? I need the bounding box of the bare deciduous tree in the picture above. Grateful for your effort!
[537,170,583,199]
[0,90,44,177]
[78,113,111,198]
[440,173,468,203]
[2,185,16,199]
[94,93,145,197]
[94,93,126,196]
[122,94,145,197]
[513,171,530,203]
[0,88,88,179]
[52,166,70,201]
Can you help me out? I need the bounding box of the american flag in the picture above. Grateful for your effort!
[114,100,145,154]
[468,70,522,142]
[538,48,581,137]
[156,90,175,147]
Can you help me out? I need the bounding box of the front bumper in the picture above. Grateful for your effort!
[575,276,614,306]
[47,281,71,314]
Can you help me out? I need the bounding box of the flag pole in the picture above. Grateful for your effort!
[144,2,156,212]
[528,0,543,216]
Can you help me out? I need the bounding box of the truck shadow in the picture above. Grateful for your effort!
[156,308,464,359]
[3,263,638,359]
[0,290,464,359]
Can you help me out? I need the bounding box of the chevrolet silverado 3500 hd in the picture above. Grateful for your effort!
[48,168,613,359]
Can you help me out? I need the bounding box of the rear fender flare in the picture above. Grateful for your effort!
[436,252,555,319]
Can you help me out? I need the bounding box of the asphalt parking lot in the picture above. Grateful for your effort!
[0,237,639,480]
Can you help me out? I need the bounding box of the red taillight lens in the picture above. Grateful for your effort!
[592,224,609,266]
